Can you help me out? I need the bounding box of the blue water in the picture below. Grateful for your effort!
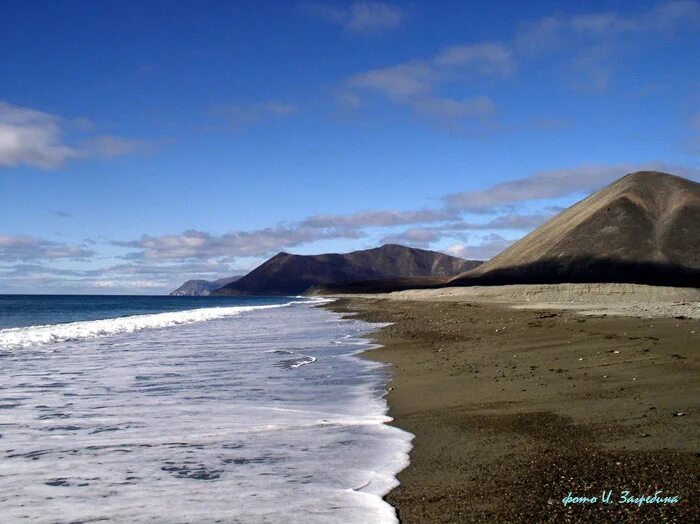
[0,294,290,329]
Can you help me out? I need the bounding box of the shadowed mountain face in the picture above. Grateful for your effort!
[450,171,700,287]
[170,276,241,296]
[212,244,481,296]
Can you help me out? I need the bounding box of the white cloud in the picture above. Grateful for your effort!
[345,40,508,126]
[346,1,403,32]
[0,101,149,169]
[114,225,361,261]
[570,1,700,34]
[443,243,469,259]
[444,162,700,211]
[114,209,555,263]
[0,234,94,261]
[0,102,81,168]
[347,41,512,103]
[517,1,700,51]
[374,213,553,250]
[348,62,436,101]
[0,260,246,295]
[380,227,442,248]
[345,6,695,124]
[441,213,553,231]
[92,279,163,289]
[440,236,518,261]
[515,2,700,91]
[340,1,700,114]
[302,1,404,33]
[302,208,456,228]
[434,42,514,75]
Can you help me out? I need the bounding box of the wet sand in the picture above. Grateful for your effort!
[325,296,699,523]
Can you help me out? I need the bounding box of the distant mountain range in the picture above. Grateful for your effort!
[210,245,481,296]
[170,276,242,296]
[172,171,699,296]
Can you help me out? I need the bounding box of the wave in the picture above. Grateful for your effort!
[0,303,295,350]
[268,349,317,368]
[286,355,317,368]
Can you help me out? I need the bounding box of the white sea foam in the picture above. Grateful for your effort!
[0,300,412,523]
[0,303,292,350]
[288,355,317,368]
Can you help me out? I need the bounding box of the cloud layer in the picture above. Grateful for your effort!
[0,234,94,261]
[114,225,360,261]
[342,40,509,127]
[0,260,241,294]
[514,1,700,91]
[114,162,698,264]
[339,0,700,121]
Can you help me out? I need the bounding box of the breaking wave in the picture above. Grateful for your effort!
[0,303,295,350]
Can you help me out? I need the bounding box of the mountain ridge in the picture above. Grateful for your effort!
[212,244,481,296]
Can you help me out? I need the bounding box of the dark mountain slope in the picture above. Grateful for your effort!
[449,171,699,287]
[212,244,480,296]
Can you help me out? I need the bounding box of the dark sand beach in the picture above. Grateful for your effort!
[326,296,699,523]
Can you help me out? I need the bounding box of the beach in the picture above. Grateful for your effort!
[325,285,699,522]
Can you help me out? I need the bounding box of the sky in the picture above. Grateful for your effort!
[1,0,699,294]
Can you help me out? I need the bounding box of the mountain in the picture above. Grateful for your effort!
[449,171,700,287]
[211,244,481,296]
[170,276,242,296]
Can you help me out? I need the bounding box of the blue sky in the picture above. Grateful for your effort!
[1,0,699,294]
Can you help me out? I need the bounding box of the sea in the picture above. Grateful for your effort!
[0,295,412,523]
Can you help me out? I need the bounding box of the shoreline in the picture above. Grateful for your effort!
[324,293,699,522]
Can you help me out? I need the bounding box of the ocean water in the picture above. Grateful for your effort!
[0,296,412,523]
